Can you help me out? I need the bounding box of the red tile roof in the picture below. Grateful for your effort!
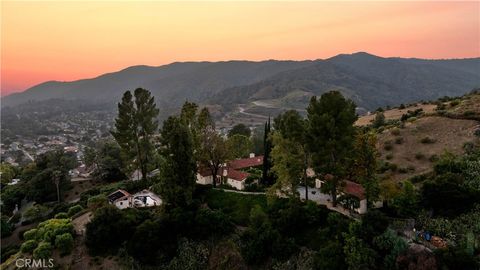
[198,166,213,177]
[226,168,249,181]
[344,180,366,200]
[228,155,264,169]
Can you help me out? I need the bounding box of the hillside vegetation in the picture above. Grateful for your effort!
[363,92,480,182]
[3,53,479,119]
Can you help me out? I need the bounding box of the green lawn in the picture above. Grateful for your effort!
[205,189,267,226]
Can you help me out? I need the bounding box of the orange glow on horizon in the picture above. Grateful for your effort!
[1,1,479,96]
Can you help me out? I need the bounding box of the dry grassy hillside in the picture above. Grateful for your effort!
[370,92,480,182]
[355,104,437,126]
[377,116,479,181]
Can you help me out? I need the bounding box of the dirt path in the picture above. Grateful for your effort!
[72,211,92,235]
[238,105,268,119]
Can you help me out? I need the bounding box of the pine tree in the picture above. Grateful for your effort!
[155,116,196,208]
[352,131,380,207]
[112,88,159,181]
[306,91,357,206]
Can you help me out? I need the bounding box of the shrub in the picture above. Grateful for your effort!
[386,154,393,160]
[1,244,19,263]
[474,128,480,137]
[205,189,267,226]
[372,112,386,128]
[401,108,423,121]
[391,128,401,136]
[87,194,108,210]
[20,240,37,253]
[55,233,74,255]
[436,103,446,111]
[463,111,475,117]
[394,137,404,144]
[33,242,52,259]
[384,141,393,151]
[36,218,74,243]
[410,175,427,184]
[389,163,398,172]
[399,104,406,109]
[23,229,38,241]
[54,212,69,219]
[378,161,391,173]
[415,153,425,160]
[67,205,83,217]
[449,100,460,107]
[86,206,135,256]
[437,110,447,116]
[429,154,439,162]
[194,208,233,238]
[420,137,436,144]
[398,168,408,174]
[1,216,13,238]
[23,205,48,222]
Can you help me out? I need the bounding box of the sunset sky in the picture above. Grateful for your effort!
[1,1,479,96]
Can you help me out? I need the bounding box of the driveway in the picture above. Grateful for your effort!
[297,186,331,204]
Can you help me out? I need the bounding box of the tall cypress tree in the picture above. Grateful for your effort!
[112,88,159,181]
[262,117,273,186]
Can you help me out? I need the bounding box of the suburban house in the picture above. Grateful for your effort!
[223,168,250,190]
[196,153,264,190]
[196,167,218,185]
[315,175,368,214]
[131,189,162,207]
[108,189,132,209]
[107,189,162,209]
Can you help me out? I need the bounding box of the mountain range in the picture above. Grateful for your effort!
[3,52,479,114]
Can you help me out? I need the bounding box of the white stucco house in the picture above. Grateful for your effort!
[196,167,215,185]
[107,189,132,209]
[196,154,263,190]
[224,168,249,190]
[132,189,162,207]
[315,176,368,214]
[107,189,162,209]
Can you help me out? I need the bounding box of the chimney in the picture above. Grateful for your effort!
[249,153,255,158]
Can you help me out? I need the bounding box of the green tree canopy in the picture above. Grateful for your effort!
[352,131,380,206]
[269,110,309,198]
[198,126,230,188]
[92,140,128,182]
[226,134,253,159]
[306,91,358,206]
[228,123,251,138]
[155,116,197,208]
[112,88,159,181]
